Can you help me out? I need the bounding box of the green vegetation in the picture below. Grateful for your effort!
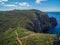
[0,10,57,45]
[0,27,57,45]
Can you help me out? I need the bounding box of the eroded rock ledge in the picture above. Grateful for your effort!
[26,10,57,33]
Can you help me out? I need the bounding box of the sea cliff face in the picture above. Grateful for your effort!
[26,10,57,33]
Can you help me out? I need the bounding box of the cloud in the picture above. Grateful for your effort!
[0,0,8,2]
[36,0,47,4]
[19,2,30,7]
[0,1,31,10]
[15,2,18,4]
[0,2,4,5]
[2,2,4,4]
[0,0,8,5]
[4,4,17,7]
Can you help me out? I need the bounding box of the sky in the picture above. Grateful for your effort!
[0,0,59,12]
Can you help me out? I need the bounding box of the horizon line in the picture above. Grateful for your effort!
[0,9,60,12]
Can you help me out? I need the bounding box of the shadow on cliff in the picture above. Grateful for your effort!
[26,12,57,33]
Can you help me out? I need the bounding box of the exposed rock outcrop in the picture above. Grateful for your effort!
[49,17,57,28]
[26,11,57,33]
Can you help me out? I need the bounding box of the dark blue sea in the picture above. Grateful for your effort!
[47,12,60,36]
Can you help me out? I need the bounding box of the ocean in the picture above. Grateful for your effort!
[47,12,60,36]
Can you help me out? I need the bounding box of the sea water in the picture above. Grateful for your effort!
[47,12,60,36]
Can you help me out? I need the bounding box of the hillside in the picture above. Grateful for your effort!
[0,9,58,45]
[0,27,57,45]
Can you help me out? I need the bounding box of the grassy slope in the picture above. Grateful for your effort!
[0,10,57,45]
[0,27,57,45]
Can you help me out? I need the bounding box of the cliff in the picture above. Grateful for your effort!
[0,9,57,33]
[0,9,58,45]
